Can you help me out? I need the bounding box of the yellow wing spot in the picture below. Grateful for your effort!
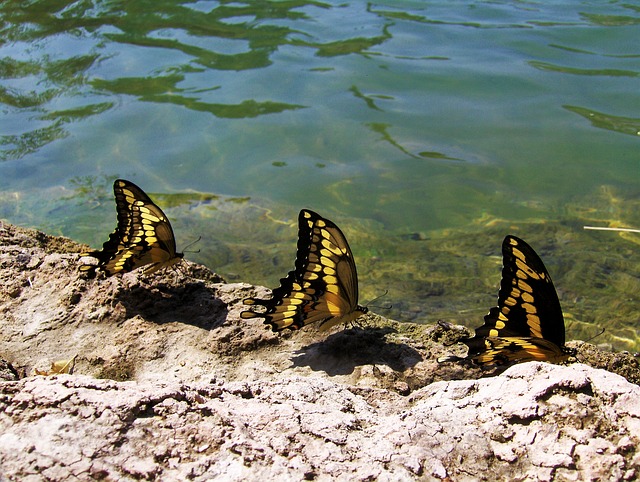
[521,292,534,303]
[323,275,338,285]
[320,238,337,249]
[521,302,537,314]
[141,213,161,223]
[325,292,344,315]
[527,316,543,337]
[326,302,342,316]
[319,257,334,269]
[517,279,533,292]
[516,260,540,279]
[320,247,339,258]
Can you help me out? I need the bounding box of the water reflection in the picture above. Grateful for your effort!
[92,75,305,117]
[564,106,640,137]
[581,12,640,26]
[529,60,639,77]
[291,24,391,57]
[0,0,337,160]
[349,85,385,112]
[0,122,68,161]
[0,51,105,159]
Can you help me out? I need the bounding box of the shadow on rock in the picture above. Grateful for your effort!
[290,327,423,376]
[115,281,227,329]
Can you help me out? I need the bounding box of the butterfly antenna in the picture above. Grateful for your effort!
[583,327,606,344]
[366,290,392,310]
[182,236,202,253]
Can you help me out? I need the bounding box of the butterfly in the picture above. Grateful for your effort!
[440,235,576,365]
[241,209,368,332]
[80,179,183,277]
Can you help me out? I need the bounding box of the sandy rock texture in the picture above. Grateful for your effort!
[2,365,640,481]
[1,222,640,481]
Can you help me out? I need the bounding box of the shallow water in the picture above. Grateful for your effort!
[0,1,638,349]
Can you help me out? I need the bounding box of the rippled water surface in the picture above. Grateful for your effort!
[1,1,639,349]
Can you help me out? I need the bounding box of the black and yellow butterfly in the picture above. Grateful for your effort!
[440,235,576,365]
[80,179,183,277]
[241,209,368,332]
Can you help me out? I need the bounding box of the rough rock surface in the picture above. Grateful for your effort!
[2,364,639,481]
[1,222,640,481]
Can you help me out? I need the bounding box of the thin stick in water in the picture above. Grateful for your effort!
[584,226,640,234]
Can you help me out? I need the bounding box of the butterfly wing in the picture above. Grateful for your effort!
[80,179,182,277]
[471,337,569,365]
[450,235,572,365]
[79,181,136,270]
[483,235,564,341]
[241,209,367,331]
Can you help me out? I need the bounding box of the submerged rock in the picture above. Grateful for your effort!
[1,222,639,480]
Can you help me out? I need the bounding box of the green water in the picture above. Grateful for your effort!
[0,1,639,350]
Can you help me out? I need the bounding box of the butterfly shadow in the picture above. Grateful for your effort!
[290,326,423,376]
[114,280,228,329]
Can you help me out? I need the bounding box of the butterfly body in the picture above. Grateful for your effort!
[80,179,183,277]
[241,209,367,332]
[441,235,575,365]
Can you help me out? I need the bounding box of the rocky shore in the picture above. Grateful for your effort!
[1,222,639,481]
